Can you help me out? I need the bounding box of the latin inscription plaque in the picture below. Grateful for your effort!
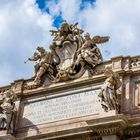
[20,89,102,127]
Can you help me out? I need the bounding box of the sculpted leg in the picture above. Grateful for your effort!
[34,67,46,84]
[6,112,13,134]
[34,64,40,76]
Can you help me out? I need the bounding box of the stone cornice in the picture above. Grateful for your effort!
[1,55,140,99]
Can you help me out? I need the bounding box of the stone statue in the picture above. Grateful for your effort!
[0,89,17,134]
[27,21,110,86]
[98,67,121,112]
[75,32,103,68]
[28,46,54,85]
[50,20,76,47]
[49,21,110,82]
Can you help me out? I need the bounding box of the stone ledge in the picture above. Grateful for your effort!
[87,114,128,136]
[16,114,127,140]
[0,134,16,140]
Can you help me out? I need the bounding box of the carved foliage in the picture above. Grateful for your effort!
[131,58,140,68]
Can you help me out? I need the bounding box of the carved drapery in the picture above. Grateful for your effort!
[134,82,140,108]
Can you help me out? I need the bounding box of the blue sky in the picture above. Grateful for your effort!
[0,0,140,86]
[36,0,96,28]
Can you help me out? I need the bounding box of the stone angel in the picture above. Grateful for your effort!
[75,33,109,68]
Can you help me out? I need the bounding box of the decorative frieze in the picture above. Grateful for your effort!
[131,58,140,68]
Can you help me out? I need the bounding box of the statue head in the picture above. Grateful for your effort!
[84,32,90,40]
[37,46,45,53]
[60,20,70,32]
[33,52,38,56]
[104,67,113,77]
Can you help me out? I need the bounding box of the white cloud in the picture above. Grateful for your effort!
[46,0,140,59]
[0,0,54,86]
[77,0,140,59]
[46,0,81,22]
[1,0,140,87]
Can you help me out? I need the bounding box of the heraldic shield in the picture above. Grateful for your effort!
[26,20,109,87]
[54,40,86,82]
[56,41,77,71]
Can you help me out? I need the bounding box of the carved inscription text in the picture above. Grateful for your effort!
[21,89,102,127]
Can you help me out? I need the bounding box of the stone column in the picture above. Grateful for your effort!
[102,135,120,140]
[122,76,131,113]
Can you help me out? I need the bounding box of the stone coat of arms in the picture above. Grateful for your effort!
[26,21,109,88]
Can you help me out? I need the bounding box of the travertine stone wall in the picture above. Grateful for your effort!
[102,135,120,140]
[0,55,140,140]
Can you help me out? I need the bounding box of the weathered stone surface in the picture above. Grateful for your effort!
[102,135,120,140]
[1,19,140,140]
[0,134,15,140]
[20,89,102,127]
[1,55,140,139]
